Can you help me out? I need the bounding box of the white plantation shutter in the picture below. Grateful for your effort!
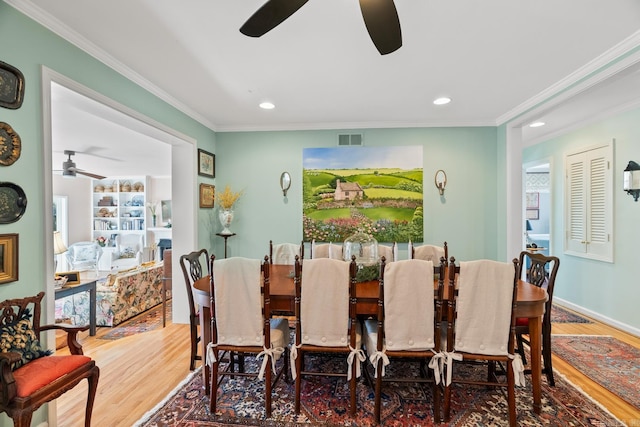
[566,155,586,253]
[565,144,613,262]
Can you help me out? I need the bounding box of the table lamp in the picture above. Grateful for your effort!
[525,220,533,245]
[53,231,68,272]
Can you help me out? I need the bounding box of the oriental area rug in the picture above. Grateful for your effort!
[550,305,593,324]
[100,300,171,340]
[135,353,622,427]
[552,335,640,411]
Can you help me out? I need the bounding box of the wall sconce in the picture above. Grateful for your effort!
[623,161,640,201]
[434,170,447,195]
[280,171,291,197]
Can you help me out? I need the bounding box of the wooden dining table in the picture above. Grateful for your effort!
[192,263,547,414]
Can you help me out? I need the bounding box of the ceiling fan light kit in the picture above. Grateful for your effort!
[240,0,402,55]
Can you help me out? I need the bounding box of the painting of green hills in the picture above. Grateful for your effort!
[302,146,423,243]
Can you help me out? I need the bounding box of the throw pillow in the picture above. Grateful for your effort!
[120,247,136,258]
[0,309,52,369]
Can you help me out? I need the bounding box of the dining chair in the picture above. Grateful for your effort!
[377,242,398,262]
[179,249,209,371]
[516,250,560,386]
[310,239,343,260]
[207,255,290,417]
[442,257,523,427]
[291,255,363,416]
[409,241,448,264]
[0,292,100,427]
[269,240,304,264]
[363,256,446,423]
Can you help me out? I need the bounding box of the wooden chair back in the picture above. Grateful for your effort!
[518,251,559,316]
[179,249,209,370]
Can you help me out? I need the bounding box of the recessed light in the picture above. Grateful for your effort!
[529,121,545,128]
[433,97,451,105]
[259,102,275,110]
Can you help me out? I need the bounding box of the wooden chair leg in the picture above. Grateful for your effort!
[349,369,357,416]
[85,367,100,427]
[374,362,382,424]
[13,413,33,427]
[189,321,198,371]
[507,363,517,427]
[542,325,555,386]
[516,333,527,364]
[294,352,302,414]
[209,356,219,413]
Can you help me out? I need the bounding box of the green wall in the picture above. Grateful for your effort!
[214,127,499,262]
[0,5,216,424]
[523,106,640,331]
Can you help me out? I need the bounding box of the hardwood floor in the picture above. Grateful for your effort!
[56,305,640,426]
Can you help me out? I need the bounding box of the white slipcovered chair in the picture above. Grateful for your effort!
[310,239,343,260]
[377,242,398,262]
[269,240,304,264]
[111,234,144,270]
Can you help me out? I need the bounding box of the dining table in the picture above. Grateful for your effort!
[192,263,547,414]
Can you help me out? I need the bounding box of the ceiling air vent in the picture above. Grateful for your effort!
[337,133,363,146]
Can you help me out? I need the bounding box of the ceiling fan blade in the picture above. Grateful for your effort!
[68,167,106,180]
[359,0,402,55]
[240,0,309,37]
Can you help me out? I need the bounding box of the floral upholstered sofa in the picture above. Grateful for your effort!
[95,263,166,326]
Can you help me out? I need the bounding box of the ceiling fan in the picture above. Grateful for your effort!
[58,150,106,179]
[240,0,402,55]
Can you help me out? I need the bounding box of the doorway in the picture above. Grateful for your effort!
[42,67,197,326]
[523,161,551,256]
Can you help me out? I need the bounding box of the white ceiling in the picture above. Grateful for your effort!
[7,0,640,176]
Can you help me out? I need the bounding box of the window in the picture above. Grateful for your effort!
[564,143,613,262]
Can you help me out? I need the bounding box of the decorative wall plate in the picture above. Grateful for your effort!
[0,61,25,109]
[0,122,21,166]
[0,182,27,224]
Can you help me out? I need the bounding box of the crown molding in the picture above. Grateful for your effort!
[6,0,218,132]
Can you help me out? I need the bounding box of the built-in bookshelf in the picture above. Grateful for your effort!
[92,177,149,247]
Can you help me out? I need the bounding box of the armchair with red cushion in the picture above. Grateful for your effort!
[0,292,99,427]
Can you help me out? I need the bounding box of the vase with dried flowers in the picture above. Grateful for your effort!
[146,201,158,227]
[217,185,242,235]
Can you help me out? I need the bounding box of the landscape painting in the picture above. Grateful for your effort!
[303,146,423,243]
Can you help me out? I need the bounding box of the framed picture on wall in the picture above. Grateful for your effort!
[526,192,539,208]
[0,233,18,284]
[199,183,215,208]
[197,149,215,178]
[526,209,539,220]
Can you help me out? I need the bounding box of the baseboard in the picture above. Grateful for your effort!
[554,297,640,337]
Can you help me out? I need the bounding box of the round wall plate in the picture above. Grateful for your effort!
[0,182,27,223]
[0,121,21,166]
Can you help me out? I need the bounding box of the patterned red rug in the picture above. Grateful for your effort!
[135,351,622,426]
[550,305,593,324]
[552,335,640,410]
[100,300,172,340]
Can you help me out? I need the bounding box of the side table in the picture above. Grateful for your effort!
[215,232,236,258]
[54,280,97,336]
